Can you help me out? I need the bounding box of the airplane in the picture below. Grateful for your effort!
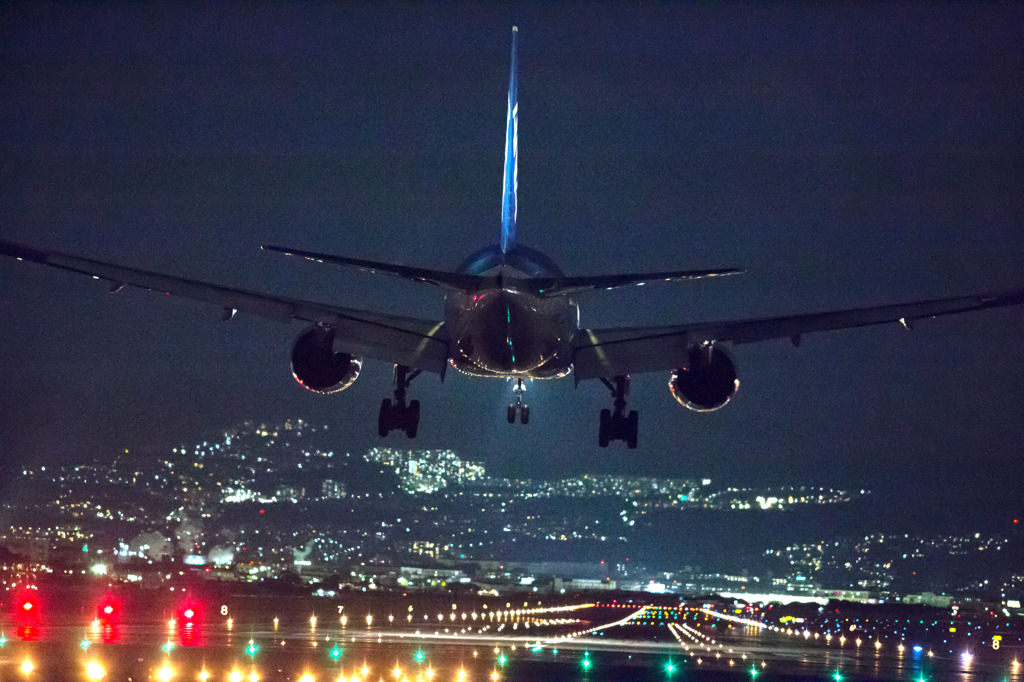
[1,27,1022,449]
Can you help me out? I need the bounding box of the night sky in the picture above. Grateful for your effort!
[1,5,1021,526]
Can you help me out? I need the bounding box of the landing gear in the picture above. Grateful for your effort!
[378,365,420,438]
[507,378,530,425]
[598,375,638,448]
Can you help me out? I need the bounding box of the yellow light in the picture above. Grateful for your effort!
[392,664,403,678]
[229,670,243,682]
[249,673,259,682]
[21,659,34,675]
[874,640,881,650]
[491,671,500,680]
[425,667,434,680]
[310,615,318,628]
[156,664,175,682]
[365,615,373,626]
[86,661,106,680]
[227,618,234,629]
[198,670,210,681]
[456,669,467,681]
[298,675,315,682]
[360,665,369,676]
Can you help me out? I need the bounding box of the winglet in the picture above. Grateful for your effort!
[500,26,519,255]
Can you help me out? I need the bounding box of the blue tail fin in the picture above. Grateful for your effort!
[500,26,519,255]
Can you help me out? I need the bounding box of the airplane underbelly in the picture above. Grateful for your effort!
[446,290,573,378]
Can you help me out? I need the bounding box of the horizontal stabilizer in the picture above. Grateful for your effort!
[263,245,483,291]
[526,267,744,296]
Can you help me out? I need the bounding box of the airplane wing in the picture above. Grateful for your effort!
[262,244,483,291]
[572,287,1024,381]
[0,239,449,374]
[526,267,744,296]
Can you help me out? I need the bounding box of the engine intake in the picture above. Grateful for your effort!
[291,326,362,394]
[669,344,739,412]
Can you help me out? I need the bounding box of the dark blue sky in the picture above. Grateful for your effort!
[1,5,1021,523]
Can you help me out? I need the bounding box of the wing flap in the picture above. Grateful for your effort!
[573,287,1024,380]
[1,239,450,374]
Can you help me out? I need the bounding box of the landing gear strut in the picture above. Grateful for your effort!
[507,378,530,425]
[598,375,638,448]
[378,365,420,438]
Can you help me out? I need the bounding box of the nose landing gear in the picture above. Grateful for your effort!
[378,365,420,438]
[507,378,530,424]
[598,375,638,448]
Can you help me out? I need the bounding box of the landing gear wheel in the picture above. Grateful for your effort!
[406,400,420,438]
[626,410,638,449]
[508,378,530,425]
[378,366,422,438]
[378,399,393,437]
[598,409,611,448]
[597,376,639,447]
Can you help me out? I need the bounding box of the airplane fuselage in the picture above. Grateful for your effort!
[444,267,577,379]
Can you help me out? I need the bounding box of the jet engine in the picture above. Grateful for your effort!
[290,326,362,394]
[669,343,739,412]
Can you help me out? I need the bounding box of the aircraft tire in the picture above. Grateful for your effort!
[507,405,516,424]
[598,409,611,447]
[626,410,639,449]
[520,405,530,425]
[378,399,393,437]
[406,400,420,438]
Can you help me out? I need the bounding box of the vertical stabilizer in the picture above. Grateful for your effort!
[500,26,519,255]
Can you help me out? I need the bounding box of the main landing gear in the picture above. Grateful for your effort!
[378,365,420,438]
[598,375,638,449]
[507,378,530,425]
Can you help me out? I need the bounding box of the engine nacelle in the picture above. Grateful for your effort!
[669,344,739,412]
[290,326,362,394]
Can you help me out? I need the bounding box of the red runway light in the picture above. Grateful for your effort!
[184,608,195,620]
[22,601,33,611]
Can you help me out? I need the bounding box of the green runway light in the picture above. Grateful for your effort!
[331,646,343,660]
[665,660,677,675]
[247,641,258,656]
[414,649,425,663]
[833,671,842,681]
[80,638,91,650]
[749,664,758,678]
[162,641,174,653]
[0,634,6,646]
[497,653,507,666]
